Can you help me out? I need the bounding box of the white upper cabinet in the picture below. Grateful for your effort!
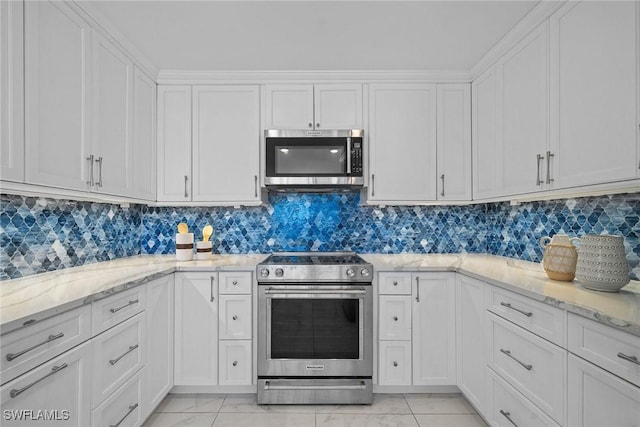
[436,84,472,201]
[0,0,24,183]
[24,0,92,192]
[264,84,362,129]
[131,67,156,200]
[549,1,638,189]
[157,85,192,202]
[368,83,437,203]
[192,85,260,203]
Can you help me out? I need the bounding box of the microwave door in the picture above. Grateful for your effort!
[267,138,348,177]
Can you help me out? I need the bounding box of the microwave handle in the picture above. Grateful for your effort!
[346,137,352,174]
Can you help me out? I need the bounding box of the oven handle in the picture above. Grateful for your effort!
[264,380,367,391]
[264,288,367,295]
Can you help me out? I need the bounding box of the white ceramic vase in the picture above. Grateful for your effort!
[575,234,630,292]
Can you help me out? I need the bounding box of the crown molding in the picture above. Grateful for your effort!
[156,69,473,85]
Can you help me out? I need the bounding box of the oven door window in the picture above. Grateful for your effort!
[269,298,360,359]
[266,138,347,176]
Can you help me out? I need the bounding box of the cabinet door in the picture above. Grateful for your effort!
[174,273,218,385]
[24,1,91,191]
[145,275,174,414]
[92,31,133,197]
[0,341,92,427]
[219,340,252,386]
[131,67,156,200]
[456,275,486,413]
[192,85,260,202]
[499,22,549,196]
[567,354,640,427]
[219,294,252,340]
[157,85,191,202]
[412,273,456,385]
[369,84,437,202]
[0,0,24,182]
[314,84,363,129]
[378,296,411,341]
[436,84,471,201]
[264,84,314,129]
[550,1,638,188]
[378,341,412,386]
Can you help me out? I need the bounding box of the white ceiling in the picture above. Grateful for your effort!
[89,0,539,71]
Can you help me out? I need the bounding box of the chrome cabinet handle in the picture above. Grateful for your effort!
[316,123,320,128]
[254,175,258,197]
[617,352,640,366]
[393,361,398,367]
[371,174,375,196]
[393,316,398,321]
[393,281,398,286]
[415,276,420,302]
[232,361,238,367]
[95,156,103,187]
[536,154,544,186]
[6,333,65,362]
[546,151,554,184]
[440,174,445,197]
[109,344,139,366]
[10,363,68,398]
[346,137,352,174]
[109,403,139,427]
[110,299,139,314]
[184,175,189,198]
[232,315,238,320]
[500,348,533,371]
[233,280,238,286]
[308,123,312,128]
[86,154,95,186]
[499,409,518,427]
[210,276,215,302]
[499,302,533,317]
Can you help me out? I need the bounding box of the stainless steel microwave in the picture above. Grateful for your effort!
[264,129,364,188]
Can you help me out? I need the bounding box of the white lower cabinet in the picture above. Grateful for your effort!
[219,295,252,341]
[219,340,252,386]
[91,368,144,427]
[378,341,412,386]
[0,341,92,427]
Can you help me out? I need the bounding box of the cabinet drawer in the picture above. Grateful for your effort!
[379,296,412,341]
[487,286,565,346]
[219,295,252,340]
[92,312,145,406]
[1,305,91,385]
[378,341,412,386]
[91,367,143,427]
[568,313,640,387]
[92,286,145,335]
[0,341,92,427]
[486,367,560,427]
[488,313,566,423]
[219,340,252,385]
[219,271,252,294]
[378,272,412,295]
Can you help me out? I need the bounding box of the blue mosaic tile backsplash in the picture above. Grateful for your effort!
[2,192,639,280]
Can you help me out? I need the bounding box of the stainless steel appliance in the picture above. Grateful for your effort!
[264,129,364,189]
[257,252,373,404]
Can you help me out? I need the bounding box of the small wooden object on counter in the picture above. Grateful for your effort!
[540,234,579,281]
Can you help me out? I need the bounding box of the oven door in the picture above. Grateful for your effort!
[258,285,372,378]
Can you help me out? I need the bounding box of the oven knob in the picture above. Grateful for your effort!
[260,268,270,278]
[360,268,370,277]
[346,268,356,278]
[275,268,284,277]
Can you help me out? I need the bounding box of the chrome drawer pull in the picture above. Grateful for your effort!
[10,363,68,398]
[415,276,420,302]
[6,333,65,362]
[499,302,533,317]
[109,403,138,427]
[500,348,532,371]
[109,344,139,366]
[110,299,139,314]
[210,276,215,302]
[617,352,640,366]
[500,409,518,427]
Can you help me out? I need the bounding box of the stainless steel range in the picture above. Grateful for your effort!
[257,252,373,405]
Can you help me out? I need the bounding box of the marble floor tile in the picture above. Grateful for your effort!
[212,412,316,427]
[316,413,419,427]
[315,393,412,414]
[219,393,317,413]
[142,412,217,427]
[404,394,475,414]
[414,414,488,427]
[155,394,226,413]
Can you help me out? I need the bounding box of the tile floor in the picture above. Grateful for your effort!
[142,393,488,427]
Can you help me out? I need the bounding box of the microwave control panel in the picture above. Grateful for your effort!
[351,141,363,175]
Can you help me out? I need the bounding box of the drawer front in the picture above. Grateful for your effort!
[219,295,252,340]
[92,287,146,335]
[488,313,566,423]
[379,296,412,341]
[568,313,640,387]
[378,272,412,295]
[219,340,252,386]
[378,341,412,386]
[487,368,561,427]
[487,286,565,346]
[1,305,91,385]
[0,341,92,427]
[219,271,252,294]
[91,367,143,427]
[92,312,145,406]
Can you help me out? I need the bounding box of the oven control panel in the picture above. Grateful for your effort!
[257,265,373,283]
